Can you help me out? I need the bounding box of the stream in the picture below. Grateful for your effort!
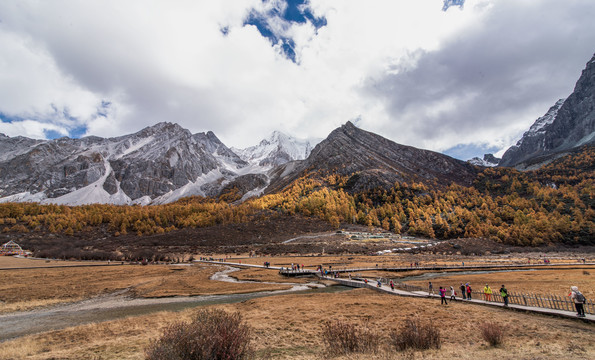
[0,267,350,342]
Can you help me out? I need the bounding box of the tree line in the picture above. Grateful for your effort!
[1,146,593,246]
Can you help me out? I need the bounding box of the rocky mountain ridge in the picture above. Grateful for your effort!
[0,121,479,205]
[0,122,251,205]
[499,53,595,167]
[266,122,478,194]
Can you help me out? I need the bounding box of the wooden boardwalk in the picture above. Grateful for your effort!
[277,261,595,275]
[197,259,595,323]
[328,276,595,323]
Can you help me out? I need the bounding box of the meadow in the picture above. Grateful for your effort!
[0,254,593,359]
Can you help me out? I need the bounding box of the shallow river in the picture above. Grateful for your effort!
[0,267,350,342]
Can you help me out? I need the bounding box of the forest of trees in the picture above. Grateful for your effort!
[1,146,593,247]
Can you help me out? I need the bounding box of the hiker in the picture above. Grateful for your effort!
[570,286,586,317]
[450,286,456,300]
[428,281,434,295]
[500,284,509,306]
[390,280,395,291]
[483,284,492,301]
[460,283,466,300]
[466,283,472,299]
[377,279,382,288]
[439,286,448,305]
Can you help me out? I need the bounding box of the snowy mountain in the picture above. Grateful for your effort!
[232,131,318,167]
[468,154,501,167]
[500,53,595,167]
[0,123,251,205]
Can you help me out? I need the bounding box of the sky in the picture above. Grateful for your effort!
[0,0,594,160]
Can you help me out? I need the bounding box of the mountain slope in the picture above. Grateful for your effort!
[500,53,595,167]
[267,122,478,193]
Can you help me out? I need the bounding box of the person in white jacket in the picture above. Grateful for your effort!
[570,286,586,317]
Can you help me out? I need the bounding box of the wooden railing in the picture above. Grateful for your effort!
[361,278,594,315]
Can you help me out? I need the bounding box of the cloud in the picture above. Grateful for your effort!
[361,0,595,154]
[0,0,593,159]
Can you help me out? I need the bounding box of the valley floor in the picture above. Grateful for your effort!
[0,254,594,359]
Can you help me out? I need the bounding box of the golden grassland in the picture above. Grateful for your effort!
[0,289,593,360]
[405,268,595,298]
[0,255,98,268]
[229,252,592,269]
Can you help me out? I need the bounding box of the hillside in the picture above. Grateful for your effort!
[1,145,592,259]
[267,121,478,194]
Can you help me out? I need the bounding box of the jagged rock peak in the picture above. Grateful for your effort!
[134,122,190,137]
[499,53,595,168]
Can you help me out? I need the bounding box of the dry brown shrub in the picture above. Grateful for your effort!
[321,319,381,356]
[479,321,505,347]
[145,309,253,360]
[389,318,441,351]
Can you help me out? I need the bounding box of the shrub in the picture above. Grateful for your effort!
[145,309,253,360]
[479,321,504,347]
[390,318,441,351]
[321,319,381,356]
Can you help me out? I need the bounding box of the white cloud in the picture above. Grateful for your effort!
[0,0,593,159]
[0,119,68,138]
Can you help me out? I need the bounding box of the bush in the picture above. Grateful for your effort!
[145,309,253,360]
[479,321,504,347]
[390,318,441,351]
[321,319,381,356]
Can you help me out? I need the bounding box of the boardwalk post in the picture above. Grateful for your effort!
[522,294,527,306]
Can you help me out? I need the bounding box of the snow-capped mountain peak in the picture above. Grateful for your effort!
[232,131,320,167]
[519,99,565,146]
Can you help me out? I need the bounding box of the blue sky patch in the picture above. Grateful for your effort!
[244,0,327,62]
[443,143,500,161]
[0,112,21,124]
[43,129,65,139]
[442,0,465,11]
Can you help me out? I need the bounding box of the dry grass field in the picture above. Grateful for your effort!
[0,256,98,268]
[404,268,595,298]
[0,259,294,314]
[0,254,593,359]
[0,289,593,360]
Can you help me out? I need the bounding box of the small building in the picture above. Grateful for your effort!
[1,240,26,256]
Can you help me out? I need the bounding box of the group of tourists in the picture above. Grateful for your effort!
[430,281,509,306]
[431,282,588,317]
